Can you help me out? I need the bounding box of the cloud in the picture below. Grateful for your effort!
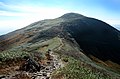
[0,2,69,18]
[105,19,120,25]
[0,4,70,35]
[0,6,68,25]
[0,10,30,16]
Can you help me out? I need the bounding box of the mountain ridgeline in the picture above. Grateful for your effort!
[0,13,120,65]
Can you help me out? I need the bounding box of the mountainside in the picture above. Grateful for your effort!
[0,13,120,78]
[62,16,120,64]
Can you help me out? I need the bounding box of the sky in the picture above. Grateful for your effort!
[0,0,120,35]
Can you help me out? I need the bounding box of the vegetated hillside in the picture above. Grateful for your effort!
[0,13,120,78]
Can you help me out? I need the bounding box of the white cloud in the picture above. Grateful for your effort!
[1,5,69,17]
[0,6,69,26]
[0,4,70,35]
[0,18,38,35]
[104,19,120,25]
[0,11,30,16]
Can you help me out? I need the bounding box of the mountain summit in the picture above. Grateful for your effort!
[0,13,120,78]
[59,13,85,19]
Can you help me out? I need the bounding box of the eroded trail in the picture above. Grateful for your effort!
[1,51,63,79]
[31,51,64,79]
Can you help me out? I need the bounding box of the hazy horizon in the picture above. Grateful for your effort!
[0,0,120,35]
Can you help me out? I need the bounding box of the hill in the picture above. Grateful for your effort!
[0,13,120,79]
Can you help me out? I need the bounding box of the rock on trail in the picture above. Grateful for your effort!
[1,51,64,79]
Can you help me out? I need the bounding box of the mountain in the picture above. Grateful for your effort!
[0,13,120,78]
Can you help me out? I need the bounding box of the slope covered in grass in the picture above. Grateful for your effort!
[52,55,120,79]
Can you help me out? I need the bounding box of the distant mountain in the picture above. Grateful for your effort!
[0,13,120,78]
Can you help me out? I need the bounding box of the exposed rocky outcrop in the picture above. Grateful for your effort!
[19,56,41,73]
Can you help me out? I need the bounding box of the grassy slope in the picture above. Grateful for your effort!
[52,55,120,79]
[0,37,120,78]
[0,37,61,74]
[0,37,61,61]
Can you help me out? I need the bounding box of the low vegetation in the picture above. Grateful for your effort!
[0,50,28,62]
[0,37,60,60]
[0,37,120,79]
[52,55,119,79]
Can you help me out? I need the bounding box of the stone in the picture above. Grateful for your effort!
[0,75,5,79]
[19,56,41,72]
[42,73,47,76]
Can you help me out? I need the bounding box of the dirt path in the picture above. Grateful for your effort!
[58,38,64,50]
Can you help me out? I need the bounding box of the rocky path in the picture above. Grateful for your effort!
[31,51,64,79]
[1,51,63,79]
